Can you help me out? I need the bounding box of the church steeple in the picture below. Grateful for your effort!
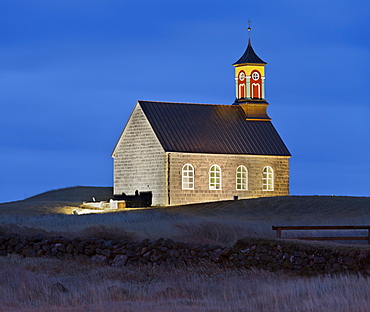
[233,25,270,121]
[233,39,267,66]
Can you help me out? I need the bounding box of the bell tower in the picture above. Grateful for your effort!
[233,23,270,121]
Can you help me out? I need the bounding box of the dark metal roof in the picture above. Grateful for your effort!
[138,101,290,156]
[233,39,267,65]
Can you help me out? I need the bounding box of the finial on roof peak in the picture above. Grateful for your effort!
[247,19,251,40]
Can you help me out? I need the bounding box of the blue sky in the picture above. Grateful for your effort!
[0,0,369,203]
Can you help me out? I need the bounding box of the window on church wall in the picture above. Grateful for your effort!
[262,166,274,191]
[239,84,246,98]
[238,70,246,99]
[182,164,194,190]
[236,166,248,190]
[209,165,221,190]
[251,83,261,98]
[250,70,261,99]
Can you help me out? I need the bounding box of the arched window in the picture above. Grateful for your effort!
[209,165,221,190]
[262,166,274,191]
[236,166,248,190]
[238,70,246,99]
[251,83,261,98]
[182,164,194,190]
[250,70,262,99]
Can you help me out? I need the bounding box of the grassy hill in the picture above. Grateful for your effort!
[0,186,369,221]
[160,195,370,221]
[0,186,369,246]
[1,187,370,311]
[0,186,113,215]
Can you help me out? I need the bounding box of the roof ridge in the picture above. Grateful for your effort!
[138,100,233,107]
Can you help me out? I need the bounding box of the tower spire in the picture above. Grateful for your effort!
[232,23,270,121]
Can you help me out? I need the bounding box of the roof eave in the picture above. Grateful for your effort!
[233,62,267,66]
[111,101,141,157]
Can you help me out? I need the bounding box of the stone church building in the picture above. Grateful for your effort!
[112,35,291,206]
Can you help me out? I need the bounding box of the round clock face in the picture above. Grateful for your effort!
[239,71,246,81]
[252,72,260,81]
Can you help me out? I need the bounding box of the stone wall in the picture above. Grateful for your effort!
[112,103,167,206]
[1,234,370,276]
[168,153,290,205]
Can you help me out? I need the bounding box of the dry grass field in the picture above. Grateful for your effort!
[2,255,370,312]
[1,186,370,311]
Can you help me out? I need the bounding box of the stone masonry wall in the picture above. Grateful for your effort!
[113,103,167,206]
[168,153,290,205]
[2,234,370,276]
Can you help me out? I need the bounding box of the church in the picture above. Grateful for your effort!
[112,30,291,206]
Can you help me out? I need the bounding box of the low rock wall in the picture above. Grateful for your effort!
[1,234,370,275]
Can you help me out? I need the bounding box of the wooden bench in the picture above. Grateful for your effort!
[272,225,370,245]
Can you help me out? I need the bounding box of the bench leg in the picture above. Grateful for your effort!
[276,228,282,239]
